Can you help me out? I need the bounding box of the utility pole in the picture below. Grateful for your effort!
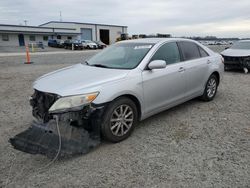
[24,20,28,26]
[60,11,62,22]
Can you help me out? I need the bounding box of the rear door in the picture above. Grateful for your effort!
[177,41,210,97]
[142,42,187,115]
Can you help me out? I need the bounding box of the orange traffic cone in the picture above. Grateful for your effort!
[24,45,34,64]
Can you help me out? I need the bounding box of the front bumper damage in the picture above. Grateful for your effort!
[223,55,250,70]
[9,90,106,158]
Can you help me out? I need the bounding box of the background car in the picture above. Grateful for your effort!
[94,41,107,49]
[48,39,58,47]
[64,39,83,50]
[221,40,250,73]
[57,40,65,48]
[82,40,98,49]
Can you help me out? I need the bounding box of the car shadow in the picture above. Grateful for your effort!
[136,98,202,128]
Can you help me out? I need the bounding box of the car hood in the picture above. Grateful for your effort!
[221,49,250,57]
[33,64,130,96]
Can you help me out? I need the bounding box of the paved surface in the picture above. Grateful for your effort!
[0,50,101,57]
[0,50,99,66]
[0,46,73,53]
[0,46,249,187]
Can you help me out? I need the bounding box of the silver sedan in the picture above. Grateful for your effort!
[32,38,224,143]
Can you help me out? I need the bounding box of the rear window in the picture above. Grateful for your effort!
[178,41,201,61]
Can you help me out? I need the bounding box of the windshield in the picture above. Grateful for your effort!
[84,42,153,69]
[231,41,250,49]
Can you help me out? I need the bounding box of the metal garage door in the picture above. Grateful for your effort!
[81,28,92,40]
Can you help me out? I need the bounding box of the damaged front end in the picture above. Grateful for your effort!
[10,90,105,158]
[223,55,250,70]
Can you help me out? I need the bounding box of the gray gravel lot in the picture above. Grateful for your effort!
[0,46,249,187]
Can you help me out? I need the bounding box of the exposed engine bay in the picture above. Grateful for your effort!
[10,90,105,158]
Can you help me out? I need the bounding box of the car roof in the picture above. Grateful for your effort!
[118,38,197,45]
[118,37,216,56]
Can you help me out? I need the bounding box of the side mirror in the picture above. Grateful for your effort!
[148,60,167,70]
[225,47,229,50]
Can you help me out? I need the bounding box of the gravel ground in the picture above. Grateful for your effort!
[0,46,249,188]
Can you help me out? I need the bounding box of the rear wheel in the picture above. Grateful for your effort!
[101,97,138,142]
[201,74,218,101]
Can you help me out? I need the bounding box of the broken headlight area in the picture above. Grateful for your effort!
[10,90,105,158]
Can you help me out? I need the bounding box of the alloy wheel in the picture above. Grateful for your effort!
[207,78,217,98]
[110,104,134,137]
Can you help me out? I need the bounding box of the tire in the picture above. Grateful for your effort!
[101,97,138,143]
[201,74,218,101]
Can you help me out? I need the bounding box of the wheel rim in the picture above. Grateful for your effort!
[207,78,217,98]
[110,104,134,137]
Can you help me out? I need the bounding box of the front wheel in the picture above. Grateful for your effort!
[101,97,138,142]
[201,74,218,101]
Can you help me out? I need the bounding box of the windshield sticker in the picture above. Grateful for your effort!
[134,45,152,49]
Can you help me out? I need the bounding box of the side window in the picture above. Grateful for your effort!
[178,41,200,61]
[151,42,181,65]
[29,35,36,41]
[198,46,209,57]
[2,34,9,41]
[43,36,48,41]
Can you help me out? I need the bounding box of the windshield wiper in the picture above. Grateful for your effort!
[91,64,110,68]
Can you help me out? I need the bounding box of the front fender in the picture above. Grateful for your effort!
[92,72,144,116]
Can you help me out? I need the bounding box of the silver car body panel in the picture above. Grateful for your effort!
[221,48,250,57]
[33,64,130,96]
[33,38,224,121]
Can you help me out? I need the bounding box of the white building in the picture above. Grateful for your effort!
[0,21,128,47]
[40,21,128,45]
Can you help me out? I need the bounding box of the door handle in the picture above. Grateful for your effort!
[207,60,212,64]
[178,67,185,72]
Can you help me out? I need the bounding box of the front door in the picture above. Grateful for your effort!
[142,42,187,115]
[18,34,25,46]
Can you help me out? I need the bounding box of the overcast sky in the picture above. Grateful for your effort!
[1,0,250,38]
